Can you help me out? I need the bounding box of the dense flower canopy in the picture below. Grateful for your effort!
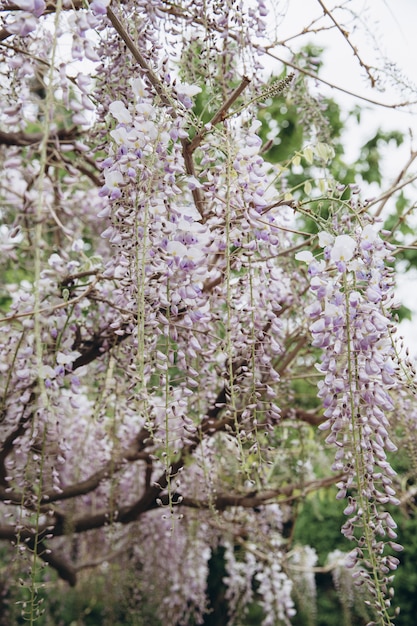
[0,0,416,624]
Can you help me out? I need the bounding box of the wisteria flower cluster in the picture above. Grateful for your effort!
[223,504,296,626]
[297,223,402,622]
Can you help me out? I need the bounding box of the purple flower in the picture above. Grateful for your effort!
[299,223,402,600]
[14,0,45,17]
[90,0,110,16]
[6,14,38,35]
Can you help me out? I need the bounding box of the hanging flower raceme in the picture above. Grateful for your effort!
[296,223,402,623]
[223,505,296,626]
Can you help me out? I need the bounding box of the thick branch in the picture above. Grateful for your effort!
[0,470,343,545]
[28,538,77,586]
[281,407,325,426]
[0,127,79,147]
[41,428,152,504]
[0,393,35,485]
[155,474,345,511]
[276,335,308,376]
[72,328,127,370]
[180,138,206,218]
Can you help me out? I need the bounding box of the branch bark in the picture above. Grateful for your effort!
[151,473,345,511]
[0,127,79,147]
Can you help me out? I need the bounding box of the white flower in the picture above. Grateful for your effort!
[6,14,38,35]
[110,126,131,146]
[175,83,202,97]
[109,100,132,124]
[40,365,56,379]
[330,234,356,263]
[130,77,147,100]
[361,224,377,240]
[318,231,334,247]
[90,0,109,15]
[104,169,124,189]
[71,238,85,252]
[360,224,378,249]
[295,250,314,263]
[48,253,65,268]
[14,0,45,14]
[135,103,155,121]
[187,176,203,190]
[56,351,81,365]
[166,241,187,258]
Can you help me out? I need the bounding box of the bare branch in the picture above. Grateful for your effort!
[0,394,35,482]
[0,127,80,147]
[370,149,417,217]
[265,49,417,110]
[180,138,207,218]
[27,538,77,586]
[0,279,99,325]
[187,76,252,154]
[315,0,377,87]
[157,474,345,510]
[106,6,174,111]
[281,407,325,427]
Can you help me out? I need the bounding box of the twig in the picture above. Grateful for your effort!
[106,6,175,112]
[315,0,377,87]
[276,335,308,376]
[371,150,417,217]
[222,73,295,120]
[40,450,150,504]
[180,138,206,218]
[266,49,417,110]
[365,173,417,216]
[60,269,100,286]
[187,76,252,154]
[157,473,344,511]
[157,1,417,110]
[281,407,325,426]
[0,279,98,324]
[58,152,102,187]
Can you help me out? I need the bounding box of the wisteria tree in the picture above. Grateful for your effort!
[1,0,417,624]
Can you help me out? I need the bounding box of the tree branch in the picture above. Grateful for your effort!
[315,0,377,87]
[266,49,417,110]
[0,394,35,484]
[186,76,251,155]
[370,149,417,218]
[157,473,345,510]
[159,0,417,109]
[281,407,325,426]
[0,279,99,325]
[27,538,77,586]
[106,6,174,111]
[0,127,79,147]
